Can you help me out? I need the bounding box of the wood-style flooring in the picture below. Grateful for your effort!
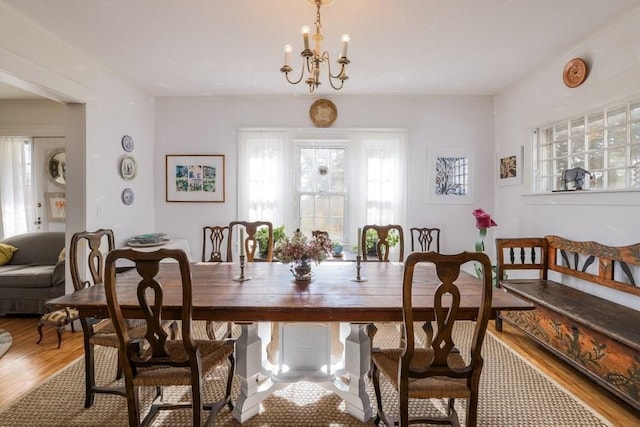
[0,316,638,425]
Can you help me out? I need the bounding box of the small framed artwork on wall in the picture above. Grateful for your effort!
[165,154,226,202]
[427,148,474,204]
[497,146,523,186]
[45,192,66,222]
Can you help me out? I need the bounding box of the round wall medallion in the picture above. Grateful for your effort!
[120,155,137,180]
[121,135,134,152]
[563,58,588,88]
[309,99,338,128]
[122,188,135,205]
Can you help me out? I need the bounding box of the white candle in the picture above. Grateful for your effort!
[340,34,350,58]
[301,26,310,50]
[240,229,245,257]
[357,227,362,255]
[284,44,292,67]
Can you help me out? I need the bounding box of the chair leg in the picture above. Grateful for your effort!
[126,385,142,427]
[225,353,235,411]
[36,322,44,344]
[371,360,384,426]
[56,326,64,349]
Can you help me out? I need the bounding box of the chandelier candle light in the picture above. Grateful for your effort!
[280,0,350,92]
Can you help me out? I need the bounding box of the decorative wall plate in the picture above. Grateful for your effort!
[120,155,137,180]
[563,58,588,88]
[121,135,134,152]
[122,188,135,205]
[309,99,337,128]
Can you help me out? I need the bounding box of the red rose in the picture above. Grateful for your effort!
[472,208,497,229]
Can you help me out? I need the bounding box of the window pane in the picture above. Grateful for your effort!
[588,151,604,169]
[607,147,626,168]
[555,123,568,140]
[554,141,568,157]
[571,155,585,168]
[631,121,640,143]
[632,101,640,120]
[570,138,585,154]
[607,107,626,126]
[590,171,604,189]
[631,143,640,162]
[607,169,626,188]
[607,125,627,147]
[570,118,585,135]
[587,113,604,150]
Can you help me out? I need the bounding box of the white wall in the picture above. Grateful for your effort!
[155,95,495,261]
[494,7,640,308]
[0,3,156,290]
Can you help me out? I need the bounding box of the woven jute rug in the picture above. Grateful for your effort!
[0,329,12,359]
[0,321,612,426]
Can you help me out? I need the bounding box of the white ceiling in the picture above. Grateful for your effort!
[3,0,640,98]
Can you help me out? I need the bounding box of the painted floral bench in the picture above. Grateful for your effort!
[494,235,640,412]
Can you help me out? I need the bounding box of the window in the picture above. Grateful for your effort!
[297,144,347,241]
[534,97,640,192]
[238,129,407,247]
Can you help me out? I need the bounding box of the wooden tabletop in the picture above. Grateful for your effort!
[48,261,532,322]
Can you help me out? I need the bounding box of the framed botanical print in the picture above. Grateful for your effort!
[165,154,225,202]
[427,148,473,204]
[497,146,523,186]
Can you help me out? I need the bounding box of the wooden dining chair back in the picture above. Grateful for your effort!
[202,225,229,262]
[361,224,405,262]
[228,220,273,262]
[70,229,130,407]
[104,248,236,427]
[371,251,493,427]
[410,227,441,252]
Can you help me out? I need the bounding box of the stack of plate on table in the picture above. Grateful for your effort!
[127,233,169,247]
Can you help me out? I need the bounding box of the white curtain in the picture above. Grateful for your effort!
[237,131,294,228]
[0,137,33,238]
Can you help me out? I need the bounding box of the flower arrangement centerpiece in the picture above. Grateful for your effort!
[273,229,332,280]
[472,208,499,285]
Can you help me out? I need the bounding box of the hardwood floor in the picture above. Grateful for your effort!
[0,316,638,425]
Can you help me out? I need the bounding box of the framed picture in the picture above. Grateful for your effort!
[427,148,473,204]
[497,146,523,186]
[45,192,66,222]
[165,154,226,202]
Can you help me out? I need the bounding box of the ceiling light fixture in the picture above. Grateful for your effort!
[280,0,350,93]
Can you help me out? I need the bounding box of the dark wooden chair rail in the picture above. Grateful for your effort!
[495,235,640,412]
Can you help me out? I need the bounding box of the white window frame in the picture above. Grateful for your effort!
[533,96,640,192]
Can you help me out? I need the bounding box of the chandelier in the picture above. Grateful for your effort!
[280,0,350,93]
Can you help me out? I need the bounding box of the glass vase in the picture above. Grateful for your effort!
[291,258,313,281]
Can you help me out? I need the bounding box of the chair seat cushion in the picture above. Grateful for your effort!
[372,348,470,399]
[132,339,235,387]
[40,308,79,326]
[89,319,147,347]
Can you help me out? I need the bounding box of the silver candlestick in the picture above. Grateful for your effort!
[351,255,367,282]
[233,255,251,282]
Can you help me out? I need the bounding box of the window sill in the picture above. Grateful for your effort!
[522,188,640,206]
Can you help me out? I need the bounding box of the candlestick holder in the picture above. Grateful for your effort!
[233,255,251,282]
[351,255,367,282]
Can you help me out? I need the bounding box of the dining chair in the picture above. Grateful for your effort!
[361,224,405,262]
[371,251,493,427]
[202,225,233,340]
[70,229,132,407]
[202,225,229,262]
[227,220,273,262]
[410,227,441,252]
[104,248,236,427]
[70,229,177,408]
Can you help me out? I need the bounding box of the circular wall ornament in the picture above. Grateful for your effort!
[120,155,137,180]
[121,135,134,152]
[309,99,338,128]
[122,188,135,205]
[563,58,588,88]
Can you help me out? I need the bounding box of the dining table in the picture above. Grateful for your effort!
[47,260,533,423]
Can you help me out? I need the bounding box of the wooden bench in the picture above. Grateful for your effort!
[494,235,640,411]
